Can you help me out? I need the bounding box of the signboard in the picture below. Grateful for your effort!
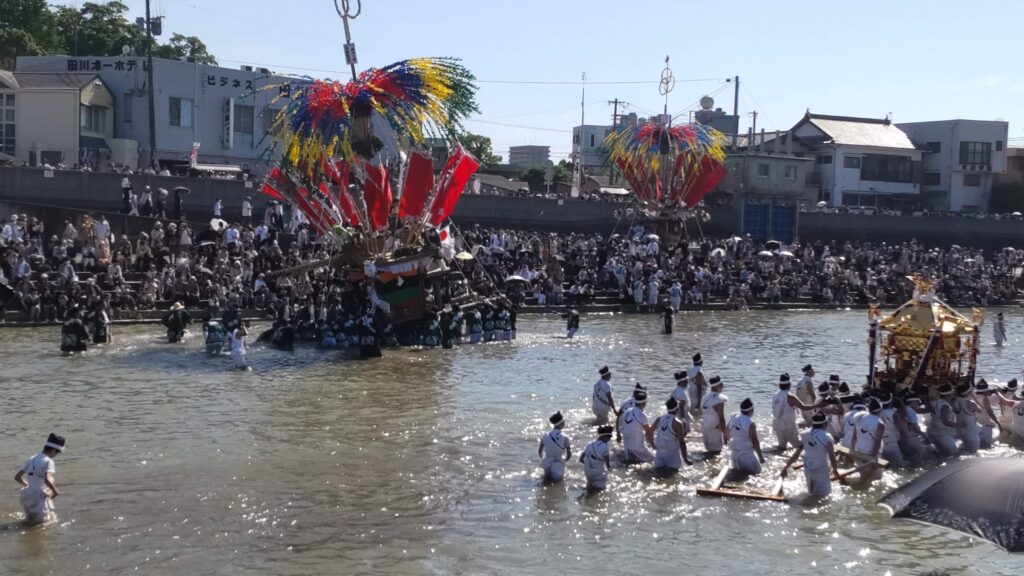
[222,98,234,150]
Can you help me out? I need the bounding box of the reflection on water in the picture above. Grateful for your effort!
[1,310,1023,575]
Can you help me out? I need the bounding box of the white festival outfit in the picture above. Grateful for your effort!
[540,428,568,481]
[591,376,613,421]
[928,395,959,457]
[620,404,653,463]
[701,385,728,452]
[727,411,761,474]
[19,448,58,524]
[772,381,800,450]
[582,438,610,490]
[801,427,835,497]
[654,409,687,470]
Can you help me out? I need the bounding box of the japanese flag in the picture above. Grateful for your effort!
[439,225,455,259]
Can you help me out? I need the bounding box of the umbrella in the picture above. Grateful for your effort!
[645,234,660,241]
[765,240,781,250]
[505,275,529,284]
[210,218,228,231]
[778,250,795,258]
[455,251,474,260]
[1013,212,1022,217]
[878,458,1024,552]
[757,250,774,258]
[710,247,726,258]
[816,201,828,208]
[172,186,190,193]
[489,246,506,255]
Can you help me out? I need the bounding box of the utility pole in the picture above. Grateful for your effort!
[608,98,620,184]
[144,0,157,169]
[749,110,758,138]
[732,75,739,148]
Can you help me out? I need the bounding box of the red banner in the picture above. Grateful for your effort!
[428,147,480,227]
[362,161,393,231]
[398,151,435,221]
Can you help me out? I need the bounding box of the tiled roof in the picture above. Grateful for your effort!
[804,113,916,150]
[13,72,100,90]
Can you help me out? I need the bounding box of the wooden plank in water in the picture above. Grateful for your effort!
[835,445,889,468]
[696,486,788,503]
[710,465,730,490]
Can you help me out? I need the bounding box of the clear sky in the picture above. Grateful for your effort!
[60,0,1024,161]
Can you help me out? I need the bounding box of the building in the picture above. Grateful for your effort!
[693,95,739,136]
[897,119,1008,212]
[17,55,300,171]
[508,145,551,170]
[0,70,115,168]
[791,112,923,209]
[996,140,1024,187]
[571,124,613,173]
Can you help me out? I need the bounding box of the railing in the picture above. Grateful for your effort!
[1008,137,1024,149]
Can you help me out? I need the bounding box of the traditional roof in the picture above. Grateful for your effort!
[0,70,18,90]
[475,173,528,192]
[794,112,917,150]
[12,72,101,90]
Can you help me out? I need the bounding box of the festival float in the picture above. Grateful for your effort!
[256,4,498,332]
[600,58,729,245]
[867,275,983,393]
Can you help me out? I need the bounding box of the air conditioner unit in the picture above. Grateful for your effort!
[257,67,269,74]
[240,65,253,72]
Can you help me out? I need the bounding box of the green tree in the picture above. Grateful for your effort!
[520,167,546,192]
[457,131,502,166]
[53,1,143,57]
[153,33,217,65]
[552,159,572,183]
[0,0,59,69]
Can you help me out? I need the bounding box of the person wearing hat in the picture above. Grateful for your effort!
[928,384,960,457]
[780,412,839,497]
[619,389,654,464]
[796,364,817,423]
[538,412,571,483]
[876,392,905,467]
[896,394,928,465]
[700,376,729,455]
[827,374,841,394]
[996,379,1019,432]
[669,372,690,424]
[728,398,765,474]
[687,353,707,422]
[60,306,89,353]
[161,301,193,343]
[772,373,819,451]
[14,433,65,526]
[971,380,1001,449]
[952,384,982,453]
[653,397,692,474]
[851,398,886,459]
[838,396,867,451]
[591,366,617,424]
[994,312,1006,347]
[580,425,614,492]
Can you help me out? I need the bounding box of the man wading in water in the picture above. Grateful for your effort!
[14,433,65,526]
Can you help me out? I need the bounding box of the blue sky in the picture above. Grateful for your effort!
[60,0,1024,160]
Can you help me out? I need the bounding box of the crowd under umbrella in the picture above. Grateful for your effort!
[877,458,1024,552]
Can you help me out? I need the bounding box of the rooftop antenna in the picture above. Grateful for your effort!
[334,0,362,82]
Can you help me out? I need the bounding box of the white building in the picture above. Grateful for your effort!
[571,124,612,172]
[897,119,1008,212]
[508,145,551,170]
[791,113,923,209]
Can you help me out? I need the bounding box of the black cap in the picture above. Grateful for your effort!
[709,375,722,387]
[838,381,851,394]
[956,383,971,397]
[692,353,702,365]
[45,433,65,452]
[938,383,954,396]
[975,380,989,391]
[811,412,828,425]
[674,371,687,381]
[549,412,564,426]
[597,425,614,436]
[599,366,610,376]
[666,397,679,411]
[1007,379,1018,390]
[802,364,813,373]
[817,382,831,394]
[868,398,882,413]
[740,398,754,413]
[779,373,791,387]
[828,374,840,384]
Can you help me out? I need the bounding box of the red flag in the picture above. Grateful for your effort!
[328,160,361,227]
[398,151,435,221]
[261,168,286,201]
[362,161,392,231]
[428,148,480,227]
[681,156,727,208]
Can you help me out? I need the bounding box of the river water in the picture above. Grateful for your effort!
[1,309,1023,575]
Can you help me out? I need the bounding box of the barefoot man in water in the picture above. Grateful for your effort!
[591,366,617,424]
[14,433,64,526]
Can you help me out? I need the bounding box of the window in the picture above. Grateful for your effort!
[925,141,941,153]
[79,105,106,132]
[861,154,913,182]
[843,156,861,169]
[784,165,797,180]
[262,109,279,136]
[123,93,133,123]
[169,97,193,128]
[963,173,981,187]
[589,134,595,147]
[924,172,941,186]
[233,103,254,134]
[996,140,1004,152]
[959,141,992,165]
[816,154,833,165]
[757,163,770,178]
[0,92,14,154]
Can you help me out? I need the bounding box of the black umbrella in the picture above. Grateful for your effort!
[765,240,781,250]
[878,458,1024,552]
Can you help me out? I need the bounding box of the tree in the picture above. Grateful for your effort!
[521,167,546,192]
[0,0,59,69]
[53,1,143,58]
[552,159,572,184]
[153,33,217,65]
[457,132,502,166]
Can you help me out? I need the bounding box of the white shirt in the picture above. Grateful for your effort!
[582,440,609,480]
[620,406,648,452]
[21,453,55,494]
[727,413,755,454]
[853,413,882,453]
[592,379,612,411]
[225,227,240,244]
[95,220,110,240]
[231,330,246,355]
[801,428,833,472]
[670,386,690,421]
[213,200,223,217]
[772,389,798,427]
[701,391,727,428]
[241,201,252,217]
[541,429,567,465]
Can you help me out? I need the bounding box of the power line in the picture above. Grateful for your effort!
[465,119,572,133]
[477,78,722,85]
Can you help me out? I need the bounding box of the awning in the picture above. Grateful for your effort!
[190,163,243,173]
[79,135,109,150]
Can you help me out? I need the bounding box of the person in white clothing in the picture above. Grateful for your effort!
[796,364,817,423]
[669,371,690,423]
[687,353,706,422]
[700,376,729,455]
[952,384,981,453]
[994,312,1006,346]
[653,397,692,474]
[851,398,885,458]
[230,324,249,370]
[580,426,613,492]
[727,398,764,474]
[972,380,1002,448]
[772,373,818,451]
[1010,389,1024,445]
[876,392,905,468]
[619,392,654,464]
[996,379,1019,432]
[781,412,839,497]
[928,384,960,457]
[591,366,617,424]
[840,397,868,452]
[213,198,223,217]
[14,433,65,526]
[538,412,571,483]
